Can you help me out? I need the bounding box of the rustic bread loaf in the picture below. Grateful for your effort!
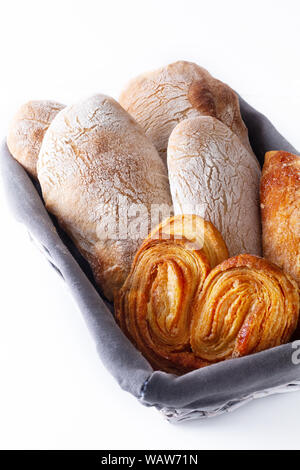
[7,100,65,178]
[120,61,253,165]
[261,150,300,286]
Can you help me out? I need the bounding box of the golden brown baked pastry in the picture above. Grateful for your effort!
[261,150,300,286]
[7,100,65,178]
[116,235,299,374]
[168,116,261,257]
[38,94,172,301]
[115,215,229,374]
[191,254,299,362]
[147,214,229,267]
[119,61,254,164]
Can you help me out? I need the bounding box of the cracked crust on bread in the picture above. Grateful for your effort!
[120,61,254,165]
[167,116,261,256]
[38,94,172,301]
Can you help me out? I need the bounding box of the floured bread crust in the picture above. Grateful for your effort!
[167,116,261,256]
[120,61,253,164]
[7,100,65,178]
[38,94,172,301]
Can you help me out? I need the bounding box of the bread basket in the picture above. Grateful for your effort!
[2,96,300,422]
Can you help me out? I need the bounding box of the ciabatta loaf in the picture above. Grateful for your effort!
[38,94,172,301]
[167,116,261,256]
[7,100,65,178]
[120,61,253,165]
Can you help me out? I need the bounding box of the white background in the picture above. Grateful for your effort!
[1,0,300,450]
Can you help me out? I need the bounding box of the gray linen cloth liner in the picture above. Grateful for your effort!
[2,96,300,422]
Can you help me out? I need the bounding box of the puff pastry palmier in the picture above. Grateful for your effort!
[115,215,229,374]
[116,239,299,373]
[147,214,229,267]
[191,255,299,362]
[260,150,300,287]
